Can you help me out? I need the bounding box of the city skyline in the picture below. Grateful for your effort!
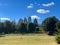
[0,0,60,24]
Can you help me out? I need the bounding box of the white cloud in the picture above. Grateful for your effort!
[27,4,33,8]
[31,15,40,19]
[37,9,50,14]
[27,5,33,8]
[42,2,55,7]
[0,18,10,20]
[27,2,54,8]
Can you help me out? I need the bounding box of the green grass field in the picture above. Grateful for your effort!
[0,34,58,45]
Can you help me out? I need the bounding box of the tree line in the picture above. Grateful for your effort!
[0,16,60,36]
[0,17,39,34]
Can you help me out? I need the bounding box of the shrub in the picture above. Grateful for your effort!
[56,35,60,44]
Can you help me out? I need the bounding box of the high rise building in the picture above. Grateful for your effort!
[28,16,31,23]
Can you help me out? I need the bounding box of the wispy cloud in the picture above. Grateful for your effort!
[27,5,33,8]
[27,4,33,8]
[42,2,55,7]
[27,2,55,8]
[31,15,40,19]
[0,18,10,20]
[37,9,50,14]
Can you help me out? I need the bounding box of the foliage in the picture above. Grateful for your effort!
[55,21,60,44]
[0,22,4,34]
[55,21,60,35]
[56,35,60,44]
[42,16,58,35]
[28,23,35,33]
[0,16,59,35]
[4,20,12,33]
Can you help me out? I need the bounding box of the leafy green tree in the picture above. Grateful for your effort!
[55,21,60,35]
[17,18,23,33]
[55,21,60,44]
[4,20,12,33]
[56,35,60,44]
[18,23,27,33]
[33,18,39,33]
[17,18,27,34]
[0,22,4,34]
[28,23,35,33]
[11,20,17,33]
[42,16,58,35]
[35,27,40,33]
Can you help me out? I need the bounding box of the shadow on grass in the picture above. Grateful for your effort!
[0,35,5,37]
[0,34,6,37]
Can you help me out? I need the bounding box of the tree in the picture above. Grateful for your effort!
[28,23,35,33]
[33,18,39,33]
[17,18,23,33]
[18,23,27,34]
[55,22,60,44]
[56,35,60,44]
[42,16,58,35]
[11,20,17,33]
[35,27,40,33]
[4,20,12,33]
[55,21,60,35]
[0,22,4,34]
[17,18,27,34]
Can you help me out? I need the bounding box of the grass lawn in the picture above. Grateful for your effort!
[0,34,58,45]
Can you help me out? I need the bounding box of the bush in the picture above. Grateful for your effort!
[56,35,60,44]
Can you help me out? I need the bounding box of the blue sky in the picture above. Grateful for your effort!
[0,0,60,24]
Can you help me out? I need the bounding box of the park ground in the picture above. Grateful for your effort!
[0,34,59,45]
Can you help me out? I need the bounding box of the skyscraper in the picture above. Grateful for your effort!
[28,16,31,23]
